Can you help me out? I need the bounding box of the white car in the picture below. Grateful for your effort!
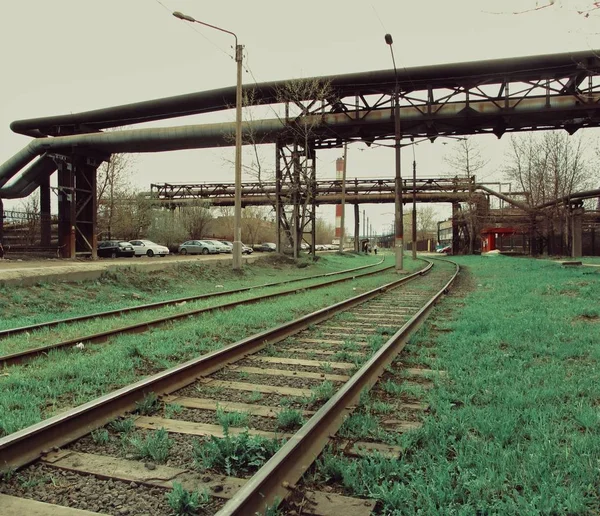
[129,239,170,257]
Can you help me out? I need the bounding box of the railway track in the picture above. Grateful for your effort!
[0,259,390,367]
[0,258,458,516]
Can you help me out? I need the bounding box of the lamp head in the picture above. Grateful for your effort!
[384,34,393,45]
[173,11,196,22]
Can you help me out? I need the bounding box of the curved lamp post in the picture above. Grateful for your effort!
[384,33,404,271]
[173,11,244,270]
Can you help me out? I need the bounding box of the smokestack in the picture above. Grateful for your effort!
[335,157,344,239]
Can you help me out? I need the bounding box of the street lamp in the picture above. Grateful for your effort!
[173,11,244,270]
[385,33,404,272]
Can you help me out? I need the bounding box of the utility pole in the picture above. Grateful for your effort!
[385,33,404,271]
[412,152,417,259]
[339,143,347,253]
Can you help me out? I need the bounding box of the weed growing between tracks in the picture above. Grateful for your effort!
[312,256,600,514]
[0,257,422,437]
[193,430,282,477]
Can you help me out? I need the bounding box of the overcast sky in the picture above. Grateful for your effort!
[1,0,599,235]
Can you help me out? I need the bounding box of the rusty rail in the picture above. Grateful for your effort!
[216,258,459,515]
[0,261,432,472]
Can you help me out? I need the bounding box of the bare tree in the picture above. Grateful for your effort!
[19,195,40,246]
[242,206,271,245]
[148,209,188,250]
[504,131,592,252]
[227,79,333,256]
[444,138,488,253]
[416,206,438,241]
[97,151,137,239]
[107,193,152,240]
[181,202,213,240]
[315,217,335,245]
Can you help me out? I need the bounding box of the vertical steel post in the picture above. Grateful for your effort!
[412,157,417,259]
[354,204,359,252]
[40,174,52,247]
[232,43,243,270]
[394,86,404,270]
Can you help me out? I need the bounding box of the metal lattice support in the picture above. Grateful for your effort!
[56,154,103,258]
[276,141,316,257]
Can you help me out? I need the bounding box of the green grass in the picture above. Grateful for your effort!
[314,255,600,514]
[0,255,393,356]
[192,431,282,477]
[275,408,305,430]
[0,254,383,331]
[166,482,210,515]
[0,257,423,438]
[127,428,172,463]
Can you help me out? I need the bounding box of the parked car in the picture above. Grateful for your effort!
[204,240,229,253]
[97,240,135,258]
[178,240,220,255]
[129,239,169,257]
[218,240,234,253]
[242,244,253,255]
[436,245,452,254]
[253,242,277,252]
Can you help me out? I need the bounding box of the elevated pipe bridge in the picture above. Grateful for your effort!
[2,49,600,257]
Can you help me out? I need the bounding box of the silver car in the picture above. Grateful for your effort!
[205,240,230,253]
[178,240,220,255]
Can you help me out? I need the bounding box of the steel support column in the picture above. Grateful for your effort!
[39,174,51,247]
[56,154,102,259]
[354,204,360,252]
[452,202,460,255]
[57,160,75,258]
[570,204,584,258]
[275,143,282,253]
[275,140,316,257]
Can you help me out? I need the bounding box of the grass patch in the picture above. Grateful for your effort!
[276,408,305,430]
[193,431,282,477]
[315,256,600,514]
[127,428,172,463]
[166,482,210,515]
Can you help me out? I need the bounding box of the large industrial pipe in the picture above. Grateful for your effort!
[10,49,600,136]
[0,155,56,198]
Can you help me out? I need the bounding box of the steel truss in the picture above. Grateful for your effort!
[55,153,104,258]
[275,141,316,256]
[150,177,478,206]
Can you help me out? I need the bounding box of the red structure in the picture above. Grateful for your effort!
[481,227,527,253]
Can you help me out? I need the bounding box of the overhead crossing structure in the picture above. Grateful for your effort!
[1,50,600,257]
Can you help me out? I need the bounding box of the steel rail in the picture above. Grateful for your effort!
[0,260,395,368]
[0,261,433,472]
[0,258,384,341]
[216,258,459,516]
